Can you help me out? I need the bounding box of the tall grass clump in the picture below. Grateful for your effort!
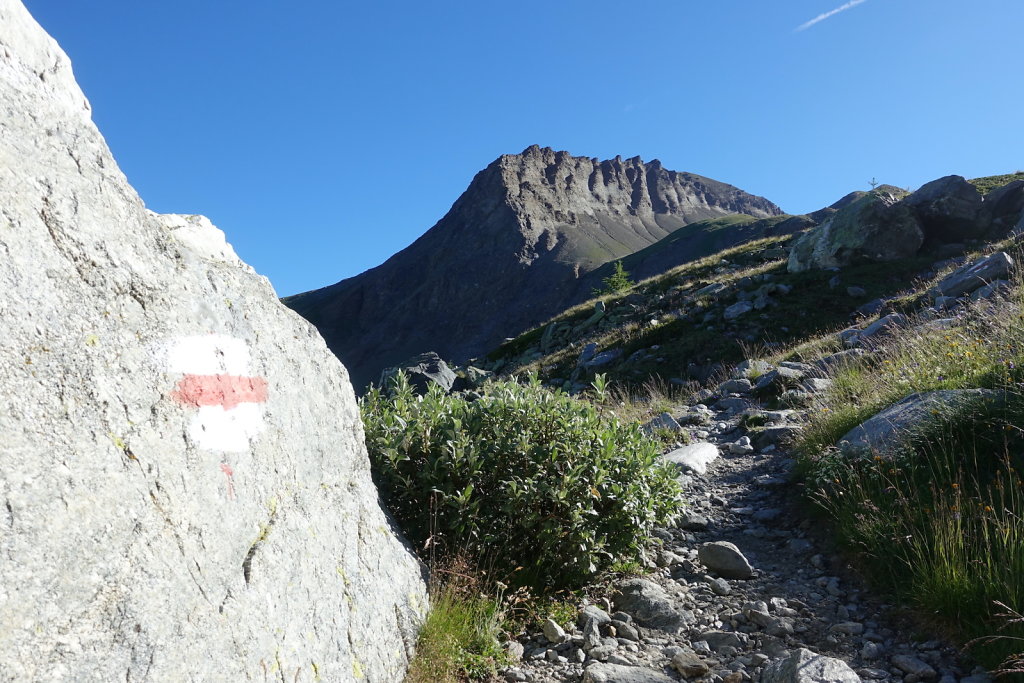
[361,372,683,590]
[797,282,1024,666]
[605,374,696,430]
[405,557,509,683]
[972,603,1024,678]
[798,288,1024,456]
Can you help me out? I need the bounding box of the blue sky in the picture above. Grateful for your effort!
[23,0,1024,296]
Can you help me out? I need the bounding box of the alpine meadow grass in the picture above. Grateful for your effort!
[796,281,1024,667]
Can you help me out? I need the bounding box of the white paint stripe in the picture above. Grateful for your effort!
[189,403,265,452]
[163,335,251,375]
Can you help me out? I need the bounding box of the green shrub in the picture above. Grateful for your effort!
[594,260,633,295]
[361,372,683,589]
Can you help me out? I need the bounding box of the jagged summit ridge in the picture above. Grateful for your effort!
[286,145,782,388]
[494,146,781,271]
[506,145,779,220]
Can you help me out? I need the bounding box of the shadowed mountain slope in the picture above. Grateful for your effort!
[583,214,813,289]
[285,145,782,388]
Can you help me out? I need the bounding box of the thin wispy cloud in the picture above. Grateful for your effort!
[795,0,869,32]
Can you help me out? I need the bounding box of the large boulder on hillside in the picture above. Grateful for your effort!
[982,180,1024,236]
[0,3,426,680]
[903,175,984,241]
[379,350,457,394]
[839,389,1002,455]
[808,190,867,224]
[928,251,1014,299]
[788,186,923,272]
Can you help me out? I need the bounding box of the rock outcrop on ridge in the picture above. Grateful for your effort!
[789,176,1024,272]
[285,145,782,389]
[788,185,923,272]
[0,2,426,680]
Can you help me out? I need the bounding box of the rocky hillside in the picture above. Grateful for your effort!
[285,145,781,389]
[473,173,1024,393]
[0,2,425,680]
[382,172,1024,683]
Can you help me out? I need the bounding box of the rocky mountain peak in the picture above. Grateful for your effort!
[492,148,781,271]
[286,147,782,389]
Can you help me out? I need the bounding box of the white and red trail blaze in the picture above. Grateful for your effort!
[161,335,268,453]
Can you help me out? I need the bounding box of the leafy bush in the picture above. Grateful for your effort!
[361,373,683,589]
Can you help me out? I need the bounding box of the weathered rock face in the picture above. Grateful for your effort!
[286,145,782,388]
[982,180,1024,235]
[839,389,1002,456]
[379,350,456,394]
[762,648,860,683]
[788,186,922,272]
[0,3,426,680]
[903,175,984,242]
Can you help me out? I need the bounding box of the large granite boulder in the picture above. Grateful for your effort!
[788,186,923,272]
[982,180,1024,236]
[762,648,860,683]
[928,251,1014,299]
[839,389,1002,456]
[903,175,984,242]
[379,350,457,394]
[0,2,426,680]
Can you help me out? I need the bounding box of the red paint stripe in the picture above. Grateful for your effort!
[220,462,235,500]
[171,374,268,410]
